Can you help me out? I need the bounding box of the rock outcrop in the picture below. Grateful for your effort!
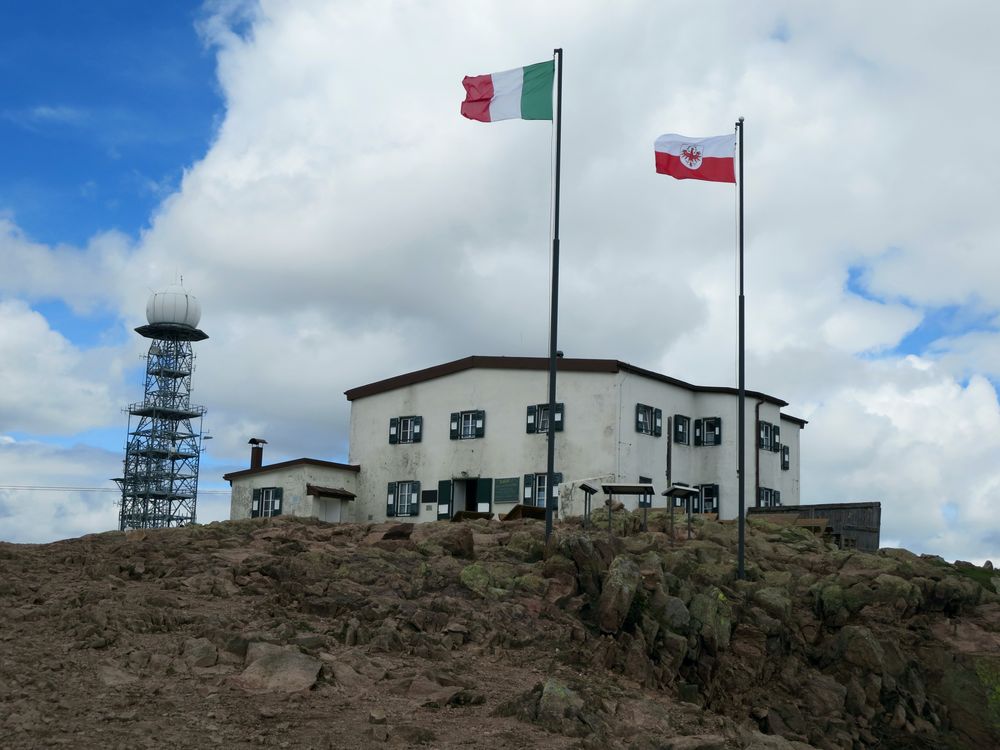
[0,512,997,749]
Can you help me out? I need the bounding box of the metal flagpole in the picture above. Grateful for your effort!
[544,48,563,542]
[736,116,746,579]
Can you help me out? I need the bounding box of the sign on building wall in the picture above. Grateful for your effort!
[494,477,520,503]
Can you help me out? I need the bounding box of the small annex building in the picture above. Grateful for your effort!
[226,355,807,526]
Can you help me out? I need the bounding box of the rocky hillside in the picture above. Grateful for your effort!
[1,511,998,749]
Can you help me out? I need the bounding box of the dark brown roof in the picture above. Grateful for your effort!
[306,484,356,500]
[223,458,360,483]
[344,355,790,408]
[780,413,809,426]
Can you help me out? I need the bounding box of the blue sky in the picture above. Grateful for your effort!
[0,1,220,248]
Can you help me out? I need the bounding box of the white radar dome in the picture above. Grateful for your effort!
[146,285,202,328]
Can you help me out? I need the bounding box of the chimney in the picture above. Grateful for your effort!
[248,438,267,469]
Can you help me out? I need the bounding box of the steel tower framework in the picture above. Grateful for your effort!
[117,322,207,530]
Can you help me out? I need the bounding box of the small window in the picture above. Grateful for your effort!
[389,415,422,444]
[387,480,421,517]
[759,421,781,452]
[673,415,690,444]
[695,417,722,446]
[451,410,485,440]
[758,487,781,508]
[700,484,719,513]
[251,487,282,518]
[527,403,564,433]
[635,403,662,437]
[781,445,790,471]
[526,472,563,508]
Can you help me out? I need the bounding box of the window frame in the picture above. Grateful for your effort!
[697,416,722,446]
[387,480,421,517]
[251,487,282,518]
[451,409,485,440]
[673,414,690,445]
[635,403,662,437]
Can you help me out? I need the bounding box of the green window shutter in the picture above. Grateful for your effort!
[475,410,486,438]
[413,415,423,443]
[437,480,452,520]
[758,422,766,449]
[673,415,684,443]
[554,402,564,432]
[386,481,397,517]
[635,403,644,433]
[756,487,764,507]
[273,488,283,516]
[526,404,537,434]
[251,488,262,518]
[409,481,421,516]
[476,477,493,510]
[694,419,703,446]
[775,490,781,507]
[773,425,781,452]
[523,474,534,503]
[389,417,399,444]
[551,472,563,504]
[782,445,790,471]
[653,408,663,437]
[714,418,722,444]
[449,412,460,440]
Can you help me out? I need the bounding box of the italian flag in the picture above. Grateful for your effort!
[461,60,554,122]
[654,133,736,183]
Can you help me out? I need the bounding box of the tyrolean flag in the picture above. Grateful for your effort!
[654,133,736,183]
[461,61,554,122]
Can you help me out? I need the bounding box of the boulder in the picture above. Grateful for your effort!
[833,626,885,674]
[236,646,321,692]
[597,556,641,633]
[688,587,732,654]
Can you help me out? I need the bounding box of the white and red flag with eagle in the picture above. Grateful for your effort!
[654,133,736,183]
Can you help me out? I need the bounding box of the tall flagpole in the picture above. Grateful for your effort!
[736,116,746,579]
[545,48,563,542]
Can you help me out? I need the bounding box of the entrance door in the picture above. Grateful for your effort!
[451,478,492,514]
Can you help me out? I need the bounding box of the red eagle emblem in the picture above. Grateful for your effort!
[680,144,703,170]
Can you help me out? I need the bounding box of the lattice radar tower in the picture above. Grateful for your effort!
[115,285,208,530]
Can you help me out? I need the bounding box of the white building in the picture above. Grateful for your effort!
[227,356,805,523]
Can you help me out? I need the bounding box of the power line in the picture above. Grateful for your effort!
[0,485,230,494]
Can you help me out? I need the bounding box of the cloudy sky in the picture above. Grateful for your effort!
[1,0,998,563]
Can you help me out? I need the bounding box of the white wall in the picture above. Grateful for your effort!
[347,364,803,523]
[229,463,358,520]
[348,368,620,522]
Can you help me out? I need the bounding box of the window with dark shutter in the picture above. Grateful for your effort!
[636,403,655,435]
[554,402,564,432]
[251,488,262,518]
[449,412,460,440]
[474,410,485,438]
[674,415,690,444]
[526,404,537,434]
[389,417,399,444]
[386,481,397,517]
[412,415,423,443]
[772,425,780,452]
[653,408,663,437]
[782,445,790,471]
[409,481,421,516]
[523,473,535,503]
[701,417,722,446]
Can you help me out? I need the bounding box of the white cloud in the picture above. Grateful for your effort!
[1,1,999,563]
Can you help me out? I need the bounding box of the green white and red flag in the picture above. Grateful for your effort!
[461,61,554,122]
[655,133,736,183]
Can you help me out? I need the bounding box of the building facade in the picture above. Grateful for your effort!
[226,458,359,522]
[342,356,804,523]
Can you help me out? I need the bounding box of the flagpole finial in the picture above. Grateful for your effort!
[737,116,744,126]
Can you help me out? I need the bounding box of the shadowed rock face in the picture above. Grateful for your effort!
[0,513,997,749]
